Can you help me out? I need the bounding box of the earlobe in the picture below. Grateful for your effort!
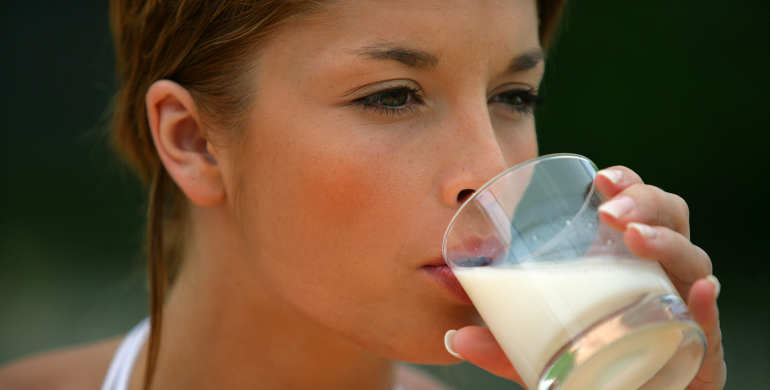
[146,80,225,207]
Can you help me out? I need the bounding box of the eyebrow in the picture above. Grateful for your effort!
[352,44,544,73]
[507,48,545,73]
[353,44,440,70]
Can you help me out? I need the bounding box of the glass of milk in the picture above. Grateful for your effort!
[443,153,706,390]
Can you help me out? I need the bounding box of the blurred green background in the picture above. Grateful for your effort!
[1,1,768,389]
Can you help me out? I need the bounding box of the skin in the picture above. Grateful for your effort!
[0,0,725,389]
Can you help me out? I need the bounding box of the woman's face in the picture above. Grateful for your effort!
[222,0,543,363]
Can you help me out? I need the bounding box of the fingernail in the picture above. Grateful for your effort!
[627,222,659,239]
[444,330,465,360]
[706,275,721,300]
[597,169,625,185]
[598,196,635,219]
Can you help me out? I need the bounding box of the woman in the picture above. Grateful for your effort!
[0,0,726,389]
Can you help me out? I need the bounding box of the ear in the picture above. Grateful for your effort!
[146,80,225,207]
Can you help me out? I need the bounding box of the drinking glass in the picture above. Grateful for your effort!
[443,154,706,390]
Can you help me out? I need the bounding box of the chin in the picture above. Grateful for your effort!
[373,325,476,365]
[403,352,466,366]
[381,345,464,365]
[393,314,482,364]
[337,303,482,364]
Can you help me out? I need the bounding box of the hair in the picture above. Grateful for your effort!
[109,0,567,388]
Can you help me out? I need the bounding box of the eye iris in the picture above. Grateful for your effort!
[380,89,409,106]
[506,94,523,105]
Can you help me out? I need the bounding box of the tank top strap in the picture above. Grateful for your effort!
[101,318,150,390]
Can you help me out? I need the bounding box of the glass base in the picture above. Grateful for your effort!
[538,295,706,390]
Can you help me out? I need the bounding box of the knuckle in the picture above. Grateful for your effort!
[648,185,666,203]
[625,183,650,200]
[636,185,666,222]
[674,194,690,220]
[694,245,713,275]
[632,184,665,205]
[671,194,691,238]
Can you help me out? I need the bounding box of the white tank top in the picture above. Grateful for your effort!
[101,318,404,390]
[101,318,150,390]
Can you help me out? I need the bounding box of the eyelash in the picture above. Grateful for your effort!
[352,86,546,118]
[488,88,546,116]
[352,86,424,118]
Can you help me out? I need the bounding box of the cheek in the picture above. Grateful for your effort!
[234,114,419,306]
[496,120,539,167]
[287,140,414,250]
[298,156,390,232]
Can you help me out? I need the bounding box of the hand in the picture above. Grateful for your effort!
[594,166,725,390]
[446,166,726,390]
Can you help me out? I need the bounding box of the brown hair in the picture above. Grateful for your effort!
[109,0,567,388]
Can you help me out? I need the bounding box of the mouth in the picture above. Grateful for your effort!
[420,258,473,305]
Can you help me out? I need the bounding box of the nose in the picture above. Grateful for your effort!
[438,104,509,207]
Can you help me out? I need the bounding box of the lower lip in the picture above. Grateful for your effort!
[421,265,473,304]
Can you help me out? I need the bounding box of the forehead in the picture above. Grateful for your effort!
[260,0,541,78]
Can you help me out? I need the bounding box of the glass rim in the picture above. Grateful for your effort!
[442,153,598,264]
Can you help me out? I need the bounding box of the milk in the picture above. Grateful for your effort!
[454,257,685,390]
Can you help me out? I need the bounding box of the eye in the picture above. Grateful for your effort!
[488,88,545,117]
[351,85,424,118]
[369,88,411,107]
[359,86,421,108]
[496,91,524,106]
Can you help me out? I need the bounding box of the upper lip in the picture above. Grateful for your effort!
[421,237,503,268]
[423,256,448,267]
[442,236,504,265]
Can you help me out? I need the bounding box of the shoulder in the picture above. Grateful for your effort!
[0,337,122,390]
[395,364,454,390]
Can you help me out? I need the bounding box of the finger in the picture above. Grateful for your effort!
[448,326,524,385]
[599,183,690,239]
[687,278,726,390]
[624,223,712,300]
[594,166,644,197]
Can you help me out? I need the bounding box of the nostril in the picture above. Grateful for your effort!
[457,189,475,203]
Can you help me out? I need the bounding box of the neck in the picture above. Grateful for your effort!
[129,204,396,390]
